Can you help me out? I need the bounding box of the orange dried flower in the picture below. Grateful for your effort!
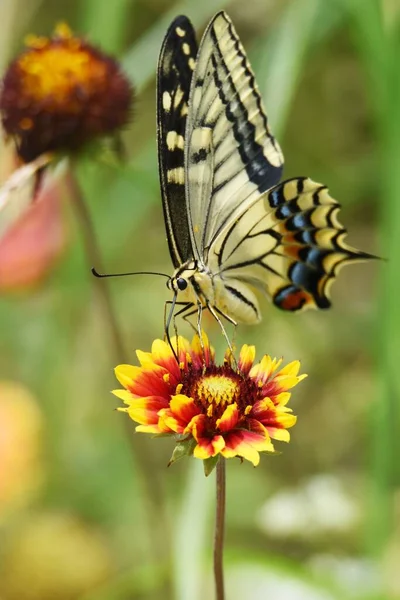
[0,23,133,162]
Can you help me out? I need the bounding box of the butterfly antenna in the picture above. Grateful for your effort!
[92,267,170,279]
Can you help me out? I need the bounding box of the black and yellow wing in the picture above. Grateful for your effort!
[185,11,284,259]
[157,15,197,268]
[209,177,373,315]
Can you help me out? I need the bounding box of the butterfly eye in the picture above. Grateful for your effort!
[177,278,188,291]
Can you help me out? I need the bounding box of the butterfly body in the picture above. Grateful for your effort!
[158,12,374,338]
[169,258,262,324]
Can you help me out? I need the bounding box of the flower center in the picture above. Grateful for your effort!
[18,44,107,109]
[196,375,240,408]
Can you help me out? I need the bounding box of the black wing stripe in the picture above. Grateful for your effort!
[157,16,197,267]
[209,20,282,193]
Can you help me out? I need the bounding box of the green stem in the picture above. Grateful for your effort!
[214,458,226,600]
[66,169,173,597]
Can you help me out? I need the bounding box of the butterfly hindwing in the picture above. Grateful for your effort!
[157,16,197,268]
[185,11,284,259]
[210,177,371,313]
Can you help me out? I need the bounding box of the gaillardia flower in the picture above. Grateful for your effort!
[0,23,132,162]
[113,334,306,471]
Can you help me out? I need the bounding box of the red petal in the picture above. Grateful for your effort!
[151,339,181,380]
[193,434,225,459]
[190,331,214,368]
[125,396,169,425]
[190,413,207,440]
[216,403,239,432]
[128,367,171,398]
[169,394,200,424]
[222,429,273,465]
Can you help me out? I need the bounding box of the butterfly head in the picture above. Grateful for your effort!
[167,260,198,295]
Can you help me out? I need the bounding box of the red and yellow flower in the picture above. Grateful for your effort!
[113,334,306,470]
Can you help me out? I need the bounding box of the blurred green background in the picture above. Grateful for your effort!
[0,0,398,598]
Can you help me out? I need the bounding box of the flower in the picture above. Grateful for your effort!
[0,23,133,289]
[113,333,306,471]
[0,381,43,515]
[0,155,69,291]
[0,22,133,162]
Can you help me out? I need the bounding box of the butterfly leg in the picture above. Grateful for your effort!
[164,298,193,359]
[214,305,238,357]
[206,303,236,360]
[172,302,197,340]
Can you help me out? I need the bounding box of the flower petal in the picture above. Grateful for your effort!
[222,429,274,465]
[275,360,301,378]
[266,427,291,442]
[194,434,225,460]
[125,366,171,398]
[190,331,214,367]
[169,394,200,423]
[111,389,133,404]
[135,423,166,434]
[249,355,283,384]
[125,396,169,425]
[238,344,255,375]
[151,339,180,377]
[216,403,239,432]
[114,364,139,388]
[273,392,291,406]
[135,349,154,368]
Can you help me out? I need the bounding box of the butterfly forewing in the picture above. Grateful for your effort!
[185,11,284,258]
[157,16,197,268]
[210,177,372,312]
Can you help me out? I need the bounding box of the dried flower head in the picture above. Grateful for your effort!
[0,23,133,162]
[113,333,306,473]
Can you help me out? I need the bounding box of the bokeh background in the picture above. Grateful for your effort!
[0,0,398,598]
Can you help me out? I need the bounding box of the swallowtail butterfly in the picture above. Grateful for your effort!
[158,11,373,339]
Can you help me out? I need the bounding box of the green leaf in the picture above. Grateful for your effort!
[203,454,220,477]
[168,437,197,466]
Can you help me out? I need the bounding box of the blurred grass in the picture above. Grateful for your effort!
[0,0,395,599]
[342,0,400,557]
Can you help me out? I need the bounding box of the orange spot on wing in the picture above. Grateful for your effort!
[280,289,313,311]
[282,245,302,260]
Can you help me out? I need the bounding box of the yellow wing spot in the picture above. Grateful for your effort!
[162,91,171,111]
[174,87,184,108]
[166,131,184,150]
[188,57,195,70]
[167,167,185,185]
[176,26,186,37]
[182,43,190,55]
[191,127,212,151]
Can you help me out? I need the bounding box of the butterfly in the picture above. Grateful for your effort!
[157,11,373,343]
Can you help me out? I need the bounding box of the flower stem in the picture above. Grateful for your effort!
[67,170,173,596]
[214,458,226,600]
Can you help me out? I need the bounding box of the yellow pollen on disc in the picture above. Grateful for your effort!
[197,375,239,407]
[17,43,107,107]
